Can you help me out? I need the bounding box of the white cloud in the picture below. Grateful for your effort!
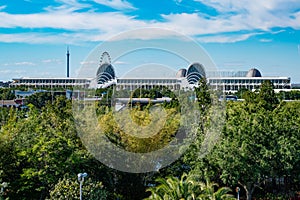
[93,0,136,10]
[0,33,67,44]
[80,60,98,65]
[15,62,36,66]
[194,0,300,30]
[0,69,26,74]
[197,33,259,43]
[195,0,300,13]
[160,13,257,37]
[0,70,13,74]
[174,0,183,4]
[259,39,273,43]
[113,60,127,65]
[0,5,6,11]
[44,0,91,12]
[0,11,146,33]
[0,0,299,44]
[42,59,63,64]
[160,8,300,35]
[222,61,246,67]
[3,61,36,66]
[108,27,186,41]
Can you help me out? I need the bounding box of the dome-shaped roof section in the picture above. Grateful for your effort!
[186,63,206,84]
[176,69,187,78]
[97,63,115,84]
[246,68,262,77]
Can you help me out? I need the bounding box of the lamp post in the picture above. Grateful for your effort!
[78,173,87,200]
[236,187,240,200]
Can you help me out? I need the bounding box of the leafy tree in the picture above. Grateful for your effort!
[0,88,15,100]
[258,80,279,110]
[272,101,300,193]
[47,177,108,200]
[195,78,211,114]
[0,108,11,130]
[242,90,258,104]
[98,106,180,153]
[277,90,300,100]
[26,91,53,109]
[235,87,250,99]
[183,77,222,171]
[0,100,73,198]
[0,97,112,199]
[210,101,268,200]
[210,98,300,200]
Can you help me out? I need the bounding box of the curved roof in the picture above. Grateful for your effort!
[246,68,262,77]
[176,69,187,78]
[186,63,206,84]
[97,63,115,84]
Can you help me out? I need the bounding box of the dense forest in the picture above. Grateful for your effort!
[0,81,299,200]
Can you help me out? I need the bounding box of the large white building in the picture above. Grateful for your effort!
[10,52,291,93]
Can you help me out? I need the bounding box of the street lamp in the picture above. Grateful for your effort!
[236,187,240,200]
[78,173,88,200]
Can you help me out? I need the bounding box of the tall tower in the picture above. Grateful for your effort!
[66,47,70,78]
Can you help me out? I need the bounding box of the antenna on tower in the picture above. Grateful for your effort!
[66,46,70,78]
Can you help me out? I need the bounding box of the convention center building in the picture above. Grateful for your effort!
[11,52,291,94]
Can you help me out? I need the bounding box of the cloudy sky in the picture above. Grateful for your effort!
[0,0,300,82]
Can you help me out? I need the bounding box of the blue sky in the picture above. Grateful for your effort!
[0,0,300,82]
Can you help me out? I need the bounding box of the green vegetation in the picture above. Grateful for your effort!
[0,88,15,100]
[99,106,180,153]
[0,81,299,199]
[48,177,108,200]
[145,172,235,200]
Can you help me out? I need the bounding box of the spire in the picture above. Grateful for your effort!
[66,46,70,78]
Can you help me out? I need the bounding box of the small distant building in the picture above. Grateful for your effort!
[292,83,300,89]
[0,99,23,108]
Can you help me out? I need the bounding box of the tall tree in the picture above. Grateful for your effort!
[210,99,300,200]
[210,101,273,200]
[195,78,211,114]
[258,80,279,110]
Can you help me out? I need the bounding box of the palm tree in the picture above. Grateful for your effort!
[197,178,235,200]
[145,173,199,200]
[145,172,234,200]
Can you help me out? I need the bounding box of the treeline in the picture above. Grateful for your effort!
[235,87,300,100]
[0,80,299,199]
